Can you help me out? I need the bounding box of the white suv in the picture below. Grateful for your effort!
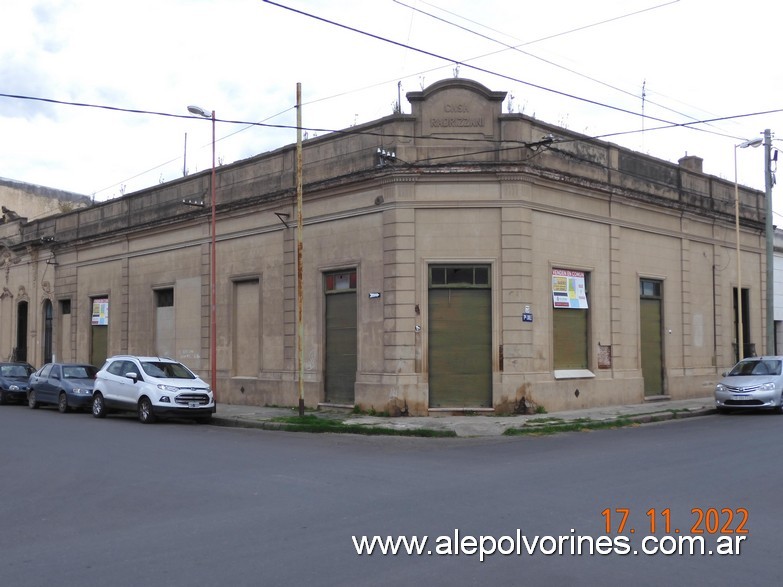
[92,356,215,424]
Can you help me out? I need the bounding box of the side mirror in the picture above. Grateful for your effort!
[124,372,139,383]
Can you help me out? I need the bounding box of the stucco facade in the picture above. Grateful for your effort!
[0,79,769,415]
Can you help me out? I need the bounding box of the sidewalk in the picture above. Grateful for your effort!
[211,397,717,438]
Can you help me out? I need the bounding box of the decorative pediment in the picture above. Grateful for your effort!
[407,78,507,139]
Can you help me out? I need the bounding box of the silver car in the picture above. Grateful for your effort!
[714,356,783,413]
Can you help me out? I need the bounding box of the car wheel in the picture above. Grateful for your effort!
[28,390,40,409]
[58,392,70,414]
[138,397,156,424]
[92,393,106,419]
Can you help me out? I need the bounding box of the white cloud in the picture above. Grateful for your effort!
[1,0,782,211]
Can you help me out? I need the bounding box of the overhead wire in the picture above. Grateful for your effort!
[2,0,777,196]
[261,0,729,140]
[4,92,780,152]
[392,0,722,132]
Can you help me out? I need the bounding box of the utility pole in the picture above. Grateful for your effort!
[765,128,775,355]
[296,83,305,416]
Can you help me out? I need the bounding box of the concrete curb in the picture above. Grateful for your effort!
[209,416,458,437]
[626,407,717,424]
[209,405,718,437]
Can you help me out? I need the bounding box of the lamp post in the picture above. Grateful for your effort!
[187,105,217,398]
[734,137,763,361]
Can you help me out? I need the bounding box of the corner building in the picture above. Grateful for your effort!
[4,79,767,415]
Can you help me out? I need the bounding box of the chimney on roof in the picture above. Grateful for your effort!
[678,154,703,173]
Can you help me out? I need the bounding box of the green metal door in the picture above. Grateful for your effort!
[324,272,357,405]
[90,326,108,369]
[640,280,663,396]
[428,272,492,408]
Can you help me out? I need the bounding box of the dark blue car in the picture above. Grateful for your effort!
[28,363,98,413]
[0,362,35,405]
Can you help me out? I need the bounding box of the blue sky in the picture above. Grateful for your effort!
[2,0,782,219]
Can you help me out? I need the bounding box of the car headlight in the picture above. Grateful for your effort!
[156,384,179,393]
[9,385,19,391]
[762,382,776,392]
[715,383,726,393]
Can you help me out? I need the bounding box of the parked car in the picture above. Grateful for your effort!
[28,363,98,413]
[91,355,215,424]
[0,362,36,405]
[714,356,783,413]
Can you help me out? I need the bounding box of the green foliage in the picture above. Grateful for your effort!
[503,418,633,436]
[270,415,456,437]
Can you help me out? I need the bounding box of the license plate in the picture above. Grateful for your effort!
[731,394,750,399]
[188,401,199,408]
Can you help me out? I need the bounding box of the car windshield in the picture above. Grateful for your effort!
[728,359,783,377]
[0,365,32,377]
[140,361,196,379]
[63,365,97,379]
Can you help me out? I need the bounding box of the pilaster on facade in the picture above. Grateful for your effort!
[713,245,726,364]
[681,239,692,368]
[201,240,211,374]
[500,206,533,371]
[382,206,417,376]
[282,227,296,370]
[120,256,129,353]
[609,225,622,363]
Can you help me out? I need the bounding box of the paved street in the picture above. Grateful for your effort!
[1,405,779,586]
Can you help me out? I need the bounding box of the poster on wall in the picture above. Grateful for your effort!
[552,269,588,309]
[91,298,109,325]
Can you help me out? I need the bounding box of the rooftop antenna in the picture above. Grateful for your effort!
[641,79,646,151]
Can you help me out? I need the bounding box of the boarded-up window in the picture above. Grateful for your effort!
[59,299,72,362]
[233,280,260,377]
[155,288,174,357]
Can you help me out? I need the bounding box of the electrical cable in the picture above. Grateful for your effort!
[261,0,710,135]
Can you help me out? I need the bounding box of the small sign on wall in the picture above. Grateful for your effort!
[91,298,109,325]
[522,304,533,322]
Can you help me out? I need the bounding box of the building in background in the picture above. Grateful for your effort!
[1,178,91,223]
[1,178,91,363]
[0,79,769,414]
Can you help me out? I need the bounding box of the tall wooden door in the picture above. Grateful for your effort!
[640,279,664,396]
[324,271,357,405]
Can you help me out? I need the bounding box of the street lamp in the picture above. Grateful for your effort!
[734,137,763,361]
[187,105,217,398]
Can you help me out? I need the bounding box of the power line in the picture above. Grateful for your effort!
[261,0,713,137]
[393,0,713,129]
[2,90,779,201]
[4,91,779,149]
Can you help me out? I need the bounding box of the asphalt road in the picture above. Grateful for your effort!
[1,405,779,586]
